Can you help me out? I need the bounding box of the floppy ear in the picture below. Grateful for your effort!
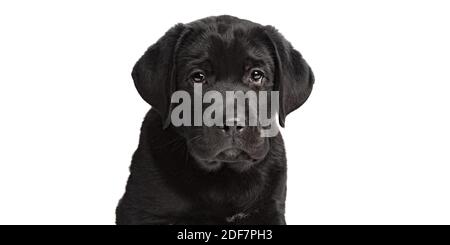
[264,26,314,127]
[132,24,189,128]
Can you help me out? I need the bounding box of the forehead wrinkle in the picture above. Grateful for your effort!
[247,47,273,64]
[177,30,211,65]
[180,22,262,57]
[178,24,273,77]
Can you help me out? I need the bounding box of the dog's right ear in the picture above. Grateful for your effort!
[132,24,189,128]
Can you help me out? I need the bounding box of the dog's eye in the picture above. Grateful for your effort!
[250,69,264,84]
[190,72,206,83]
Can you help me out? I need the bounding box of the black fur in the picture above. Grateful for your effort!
[116,15,314,225]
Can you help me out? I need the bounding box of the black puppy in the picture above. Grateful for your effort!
[116,15,314,225]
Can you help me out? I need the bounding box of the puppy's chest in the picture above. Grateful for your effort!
[177,200,257,225]
[202,186,260,206]
[198,186,263,216]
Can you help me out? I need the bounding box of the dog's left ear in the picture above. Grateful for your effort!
[264,26,315,127]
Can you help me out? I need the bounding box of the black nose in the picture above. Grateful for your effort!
[218,117,246,134]
[218,124,245,134]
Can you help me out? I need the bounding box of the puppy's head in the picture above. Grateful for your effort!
[132,16,314,172]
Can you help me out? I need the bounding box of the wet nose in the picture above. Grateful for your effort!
[218,124,246,133]
[218,118,246,134]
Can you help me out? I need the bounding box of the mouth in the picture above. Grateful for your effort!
[191,146,267,172]
[214,148,258,163]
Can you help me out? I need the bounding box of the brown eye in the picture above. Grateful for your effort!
[250,69,264,84]
[190,71,206,83]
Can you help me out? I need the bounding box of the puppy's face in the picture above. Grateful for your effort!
[174,26,275,171]
[132,16,314,172]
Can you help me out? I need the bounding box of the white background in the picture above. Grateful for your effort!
[0,0,449,225]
